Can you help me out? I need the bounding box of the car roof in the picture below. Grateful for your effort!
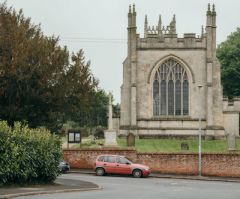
[97,154,125,158]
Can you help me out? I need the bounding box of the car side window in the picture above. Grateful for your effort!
[105,156,116,163]
[103,156,108,162]
[118,157,129,164]
[116,156,120,163]
[98,156,104,162]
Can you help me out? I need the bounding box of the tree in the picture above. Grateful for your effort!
[0,3,107,131]
[113,103,120,118]
[0,3,70,131]
[217,27,240,97]
[62,50,108,127]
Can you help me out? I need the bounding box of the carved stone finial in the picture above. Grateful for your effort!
[168,14,176,34]
[212,4,215,12]
[207,3,211,15]
[158,15,162,28]
[145,15,148,23]
[144,15,148,28]
[212,4,216,16]
[208,3,211,11]
[201,25,204,37]
[173,14,176,23]
[158,15,162,36]
[144,15,148,37]
[129,5,131,13]
[133,4,135,13]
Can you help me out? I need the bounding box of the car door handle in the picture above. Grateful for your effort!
[103,164,107,166]
[116,164,119,166]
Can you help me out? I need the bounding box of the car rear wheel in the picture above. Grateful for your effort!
[132,169,142,178]
[96,167,105,176]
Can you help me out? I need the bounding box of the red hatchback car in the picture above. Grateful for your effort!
[94,154,150,178]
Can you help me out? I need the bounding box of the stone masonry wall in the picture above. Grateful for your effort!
[63,149,240,177]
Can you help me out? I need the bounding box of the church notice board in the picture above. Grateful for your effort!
[68,129,81,143]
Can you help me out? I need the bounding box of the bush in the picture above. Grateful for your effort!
[0,121,62,185]
[94,128,104,139]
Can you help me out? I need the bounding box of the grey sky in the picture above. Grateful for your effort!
[4,0,240,103]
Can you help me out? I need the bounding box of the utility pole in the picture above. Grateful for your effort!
[198,85,203,176]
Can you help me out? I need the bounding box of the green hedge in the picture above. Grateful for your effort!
[0,121,62,185]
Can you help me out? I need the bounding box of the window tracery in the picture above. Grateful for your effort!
[153,59,189,116]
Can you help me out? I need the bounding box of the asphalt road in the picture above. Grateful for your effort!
[19,173,240,199]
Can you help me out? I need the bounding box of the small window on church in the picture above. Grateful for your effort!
[152,58,189,116]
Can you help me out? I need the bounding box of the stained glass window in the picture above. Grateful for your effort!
[175,80,181,115]
[183,80,189,115]
[152,58,189,116]
[168,80,174,115]
[160,80,166,115]
[153,80,159,115]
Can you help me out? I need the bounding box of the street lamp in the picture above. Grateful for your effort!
[198,85,203,176]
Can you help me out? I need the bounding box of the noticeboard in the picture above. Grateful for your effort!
[68,130,81,143]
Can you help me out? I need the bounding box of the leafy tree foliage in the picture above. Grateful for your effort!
[113,103,120,117]
[217,27,240,97]
[63,51,108,127]
[0,3,108,131]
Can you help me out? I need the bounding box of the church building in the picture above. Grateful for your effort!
[119,4,239,137]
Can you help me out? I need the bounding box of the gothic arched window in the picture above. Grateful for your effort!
[152,59,189,116]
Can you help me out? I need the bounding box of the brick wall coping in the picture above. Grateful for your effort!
[138,152,240,155]
[63,149,240,155]
[63,148,136,152]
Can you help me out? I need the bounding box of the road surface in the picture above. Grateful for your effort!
[19,173,240,199]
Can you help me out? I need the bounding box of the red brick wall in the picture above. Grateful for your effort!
[137,153,198,175]
[63,148,137,169]
[63,149,240,177]
[202,153,240,177]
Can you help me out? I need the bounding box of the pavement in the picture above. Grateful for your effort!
[1,169,239,198]
[0,178,101,199]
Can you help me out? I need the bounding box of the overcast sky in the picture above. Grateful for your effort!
[4,0,240,103]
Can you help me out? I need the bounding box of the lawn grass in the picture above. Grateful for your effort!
[117,138,240,153]
[62,135,240,153]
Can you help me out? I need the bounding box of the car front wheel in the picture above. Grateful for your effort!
[132,169,142,178]
[96,167,105,176]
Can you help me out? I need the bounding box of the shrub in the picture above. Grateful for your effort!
[94,128,104,139]
[0,121,62,185]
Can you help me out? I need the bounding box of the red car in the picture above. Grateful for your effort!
[94,154,150,178]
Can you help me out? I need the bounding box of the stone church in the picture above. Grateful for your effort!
[119,4,240,137]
